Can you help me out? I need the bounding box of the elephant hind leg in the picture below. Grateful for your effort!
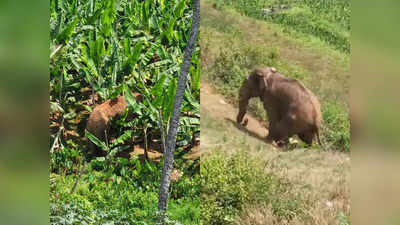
[267,117,292,147]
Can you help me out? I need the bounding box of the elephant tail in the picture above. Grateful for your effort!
[315,128,322,146]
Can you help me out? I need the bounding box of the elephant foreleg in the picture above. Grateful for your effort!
[237,95,249,126]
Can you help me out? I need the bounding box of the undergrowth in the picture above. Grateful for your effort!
[200,149,309,225]
[50,155,200,225]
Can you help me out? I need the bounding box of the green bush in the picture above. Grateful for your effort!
[209,40,279,122]
[50,146,81,174]
[50,156,201,225]
[322,102,350,152]
[200,150,307,225]
[212,42,277,98]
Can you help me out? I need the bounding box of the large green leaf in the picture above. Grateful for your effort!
[151,74,167,96]
[131,41,144,65]
[166,16,177,42]
[108,145,131,158]
[110,130,133,148]
[163,77,177,122]
[101,0,116,37]
[86,130,109,152]
[56,17,79,44]
[190,59,200,92]
[174,0,186,18]
[124,85,142,115]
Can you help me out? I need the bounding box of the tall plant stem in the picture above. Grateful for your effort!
[157,0,200,223]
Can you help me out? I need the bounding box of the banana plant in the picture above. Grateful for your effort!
[50,0,200,172]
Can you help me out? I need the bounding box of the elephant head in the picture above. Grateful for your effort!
[236,67,277,125]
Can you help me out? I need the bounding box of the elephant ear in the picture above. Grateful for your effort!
[261,67,277,90]
[253,68,270,92]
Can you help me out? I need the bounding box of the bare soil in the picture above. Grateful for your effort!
[201,82,268,139]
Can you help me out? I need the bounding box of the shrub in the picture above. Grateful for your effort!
[200,149,307,225]
[50,146,81,174]
[50,157,201,225]
[322,102,350,151]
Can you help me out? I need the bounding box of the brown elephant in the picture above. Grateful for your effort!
[236,67,322,147]
[86,93,143,157]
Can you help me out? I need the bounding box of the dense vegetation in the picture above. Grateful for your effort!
[49,0,200,224]
[201,150,309,225]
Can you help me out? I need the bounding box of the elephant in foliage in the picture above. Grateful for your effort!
[236,67,322,147]
[86,93,143,157]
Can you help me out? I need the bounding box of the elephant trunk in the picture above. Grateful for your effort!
[236,85,251,125]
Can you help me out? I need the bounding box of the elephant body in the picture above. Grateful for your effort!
[86,93,143,157]
[236,67,322,146]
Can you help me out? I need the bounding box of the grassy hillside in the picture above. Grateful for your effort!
[200,1,350,224]
[201,1,350,151]
[200,91,350,225]
[211,0,350,53]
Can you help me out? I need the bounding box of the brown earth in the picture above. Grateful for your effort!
[201,82,269,145]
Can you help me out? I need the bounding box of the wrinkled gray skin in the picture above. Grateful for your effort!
[236,67,322,146]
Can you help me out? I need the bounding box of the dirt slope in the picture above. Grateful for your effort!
[201,82,267,139]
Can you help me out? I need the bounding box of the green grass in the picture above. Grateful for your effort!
[201,2,350,151]
[322,102,350,151]
[210,0,350,53]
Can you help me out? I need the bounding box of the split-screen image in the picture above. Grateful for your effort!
[49,0,350,224]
